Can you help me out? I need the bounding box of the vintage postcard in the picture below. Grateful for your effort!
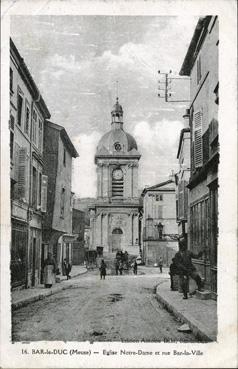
[0,0,237,368]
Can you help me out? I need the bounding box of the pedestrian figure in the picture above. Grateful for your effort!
[114,258,119,275]
[63,258,72,280]
[169,258,178,291]
[116,250,121,260]
[119,261,123,275]
[44,252,56,288]
[133,260,138,275]
[124,251,129,267]
[174,238,204,299]
[158,257,163,273]
[99,259,107,280]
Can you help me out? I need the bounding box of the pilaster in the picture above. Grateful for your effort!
[133,162,139,198]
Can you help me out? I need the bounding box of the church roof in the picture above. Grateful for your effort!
[96,128,139,156]
[96,98,140,159]
[111,97,123,114]
[141,180,175,197]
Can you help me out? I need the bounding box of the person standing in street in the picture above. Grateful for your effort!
[174,238,204,299]
[63,258,72,280]
[158,257,163,273]
[119,260,123,275]
[44,252,56,288]
[99,259,107,280]
[114,258,119,275]
[133,260,138,275]
[169,258,178,291]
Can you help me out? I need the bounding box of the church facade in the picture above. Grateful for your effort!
[89,99,141,255]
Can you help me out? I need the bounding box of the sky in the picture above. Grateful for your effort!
[11,15,198,198]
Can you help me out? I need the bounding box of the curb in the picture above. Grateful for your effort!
[155,287,215,342]
[12,269,88,311]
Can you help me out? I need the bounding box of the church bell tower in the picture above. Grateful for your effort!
[89,98,141,255]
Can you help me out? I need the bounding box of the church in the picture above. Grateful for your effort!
[89,98,141,255]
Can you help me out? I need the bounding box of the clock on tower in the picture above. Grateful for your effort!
[112,168,123,180]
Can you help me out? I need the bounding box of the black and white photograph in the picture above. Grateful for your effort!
[0,0,237,368]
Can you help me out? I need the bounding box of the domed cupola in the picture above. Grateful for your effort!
[95,98,141,160]
[111,97,123,130]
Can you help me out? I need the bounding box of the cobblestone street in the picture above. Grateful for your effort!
[12,269,200,342]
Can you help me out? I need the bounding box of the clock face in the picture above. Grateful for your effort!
[113,169,123,180]
[114,142,122,151]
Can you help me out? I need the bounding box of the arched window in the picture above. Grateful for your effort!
[112,228,123,234]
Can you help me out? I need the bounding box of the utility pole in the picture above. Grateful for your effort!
[158,70,190,103]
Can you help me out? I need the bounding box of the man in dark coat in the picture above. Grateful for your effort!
[114,258,119,275]
[174,238,204,299]
[169,258,178,291]
[99,259,107,280]
[63,259,72,280]
[119,261,123,275]
[158,257,163,273]
[133,260,138,275]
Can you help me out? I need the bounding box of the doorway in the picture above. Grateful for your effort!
[31,238,36,287]
[112,228,123,252]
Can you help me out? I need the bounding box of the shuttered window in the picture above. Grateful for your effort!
[17,93,23,126]
[38,119,43,151]
[178,180,188,220]
[178,181,184,219]
[17,147,27,200]
[193,111,203,168]
[41,175,48,212]
[32,110,37,144]
[32,166,37,208]
[60,188,65,217]
[184,181,188,219]
[25,101,30,135]
[38,172,42,206]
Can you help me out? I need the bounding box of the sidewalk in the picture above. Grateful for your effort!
[155,279,217,342]
[12,265,87,310]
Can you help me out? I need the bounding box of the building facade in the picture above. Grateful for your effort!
[71,208,86,265]
[10,38,51,288]
[89,99,141,255]
[42,121,78,278]
[176,110,190,239]
[180,16,219,297]
[141,180,178,266]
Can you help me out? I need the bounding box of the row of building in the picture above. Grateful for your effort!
[175,16,218,298]
[141,16,218,298]
[87,15,219,299]
[10,15,218,300]
[10,39,85,289]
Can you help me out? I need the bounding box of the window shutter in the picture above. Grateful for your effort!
[178,181,184,219]
[202,128,210,164]
[183,180,188,219]
[194,111,203,168]
[41,175,48,213]
[18,147,27,200]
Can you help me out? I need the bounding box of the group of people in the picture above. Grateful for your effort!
[169,238,204,299]
[114,250,129,276]
[99,251,139,280]
[43,252,72,288]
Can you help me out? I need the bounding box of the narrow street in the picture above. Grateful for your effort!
[12,269,200,342]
